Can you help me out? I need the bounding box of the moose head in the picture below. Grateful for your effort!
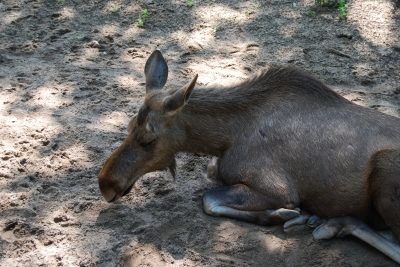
[98,50,198,202]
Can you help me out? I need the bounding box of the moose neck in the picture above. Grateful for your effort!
[177,87,250,156]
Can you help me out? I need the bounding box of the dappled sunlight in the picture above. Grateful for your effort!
[54,143,93,168]
[0,94,17,115]
[32,84,72,110]
[123,242,202,266]
[124,244,205,266]
[193,5,243,23]
[188,61,247,86]
[169,4,254,52]
[97,24,120,36]
[349,1,397,46]
[72,45,106,63]
[170,29,216,51]
[118,26,141,43]
[58,6,76,20]
[341,92,368,107]
[212,221,249,256]
[120,2,140,16]
[114,74,139,89]
[88,111,131,133]
[1,109,57,139]
[1,0,400,265]
[364,98,400,118]
[258,231,287,254]
[102,0,121,15]
[280,10,304,20]
[215,221,247,243]
[182,41,261,86]
[0,191,32,212]
[0,96,93,174]
[0,11,22,30]
[0,207,112,267]
[168,28,217,55]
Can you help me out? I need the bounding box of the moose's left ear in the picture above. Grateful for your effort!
[165,74,198,112]
[144,50,169,93]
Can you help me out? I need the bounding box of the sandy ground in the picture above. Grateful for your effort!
[1,0,400,266]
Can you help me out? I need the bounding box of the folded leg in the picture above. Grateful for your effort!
[202,184,299,225]
[284,211,326,234]
[313,216,400,264]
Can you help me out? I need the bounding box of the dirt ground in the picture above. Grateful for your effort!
[1,0,400,266]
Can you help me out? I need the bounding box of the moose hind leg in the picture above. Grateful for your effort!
[202,184,299,225]
[313,216,400,264]
[369,149,400,238]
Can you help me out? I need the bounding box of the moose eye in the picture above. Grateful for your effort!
[137,131,156,148]
[139,139,155,148]
[135,121,156,148]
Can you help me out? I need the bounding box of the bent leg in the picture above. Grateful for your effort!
[313,216,400,264]
[202,184,299,225]
[284,211,326,234]
[369,149,400,237]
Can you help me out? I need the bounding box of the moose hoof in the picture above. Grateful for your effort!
[284,213,310,234]
[313,220,342,240]
[313,216,363,240]
[262,208,300,225]
[307,215,326,228]
[269,208,300,224]
[284,212,326,234]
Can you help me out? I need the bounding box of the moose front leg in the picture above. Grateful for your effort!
[202,184,300,225]
[283,211,326,234]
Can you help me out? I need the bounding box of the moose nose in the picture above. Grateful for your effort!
[98,177,120,202]
[98,136,138,202]
[98,164,124,202]
[104,189,118,203]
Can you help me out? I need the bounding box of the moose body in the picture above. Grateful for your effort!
[99,50,400,263]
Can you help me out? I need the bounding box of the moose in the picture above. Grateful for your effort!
[99,50,400,263]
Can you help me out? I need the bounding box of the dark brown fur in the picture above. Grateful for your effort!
[99,50,400,263]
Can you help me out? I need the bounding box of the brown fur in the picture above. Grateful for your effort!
[99,51,400,259]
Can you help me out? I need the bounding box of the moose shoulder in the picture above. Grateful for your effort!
[98,50,400,263]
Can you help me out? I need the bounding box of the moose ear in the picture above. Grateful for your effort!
[144,50,168,93]
[165,74,198,112]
